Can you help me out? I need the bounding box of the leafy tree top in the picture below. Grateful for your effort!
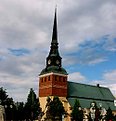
[71,99,83,121]
[0,87,14,106]
[25,88,41,120]
[45,96,65,120]
[106,107,114,120]
[0,87,8,104]
[26,88,36,105]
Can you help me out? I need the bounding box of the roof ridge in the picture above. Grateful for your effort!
[68,81,108,89]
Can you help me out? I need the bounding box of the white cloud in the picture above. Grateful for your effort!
[0,0,116,101]
[0,72,38,102]
[91,70,116,97]
[88,58,107,65]
[103,70,116,83]
[109,84,116,98]
[69,72,86,82]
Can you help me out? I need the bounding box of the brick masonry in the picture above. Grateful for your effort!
[39,73,67,97]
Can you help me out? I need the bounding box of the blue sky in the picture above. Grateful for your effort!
[0,0,116,102]
[8,48,30,56]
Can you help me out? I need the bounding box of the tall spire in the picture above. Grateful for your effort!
[46,7,62,68]
[52,7,58,44]
[39,7,68,76]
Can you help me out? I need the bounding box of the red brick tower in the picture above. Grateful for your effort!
[39,9,68,98]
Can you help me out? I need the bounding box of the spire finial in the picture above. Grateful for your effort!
[52,7,58,44]
[55,4,57,10]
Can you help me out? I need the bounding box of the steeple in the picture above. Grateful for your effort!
[39,8,67,76]
[46,8,62,68]
[39,8,68,98]
[52,7,58,44]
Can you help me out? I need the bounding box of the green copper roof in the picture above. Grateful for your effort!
[40,66,68,75]
[67,82,116,110]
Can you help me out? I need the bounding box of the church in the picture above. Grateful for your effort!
[38,9,116,120]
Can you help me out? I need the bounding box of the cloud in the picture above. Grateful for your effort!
[8,48,30,56]
[68,69,116,98]
[69,72,86,82]
[63,38,110,66]
[0,48,45,101]
[103,70,116,83]
[0,0,116,101]
[0,72,38,102]
[91,70,116,97]
[103,38,116,52]
[59,0,116,50]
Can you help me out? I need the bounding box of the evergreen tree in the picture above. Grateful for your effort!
[113,115,116,121]
[0,87,15,120]
[25,88,41,121]
[0,87,42,121]
[71,99,83,121]
[0,87,8,105]
[14,102,25,120]
[45,96,65,120]
[106,107,113,121]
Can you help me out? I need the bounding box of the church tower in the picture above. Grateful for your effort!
[39,9,68,110]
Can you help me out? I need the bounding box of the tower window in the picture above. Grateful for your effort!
[59,76,61,82]
[41,78,43,83]
[55,75,57,81]
[48,76,50,81]
[44,77,46,82]
[55,76,57,81]
[63,77,66,82]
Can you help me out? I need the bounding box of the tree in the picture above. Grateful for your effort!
[0,87,15,120]
[71,99,83,121]
[0,87,42,121]
[24,88,41,120]
[106,107,113,121]
[0,87,8,105]
[45,96,65,120]
[14,102,25,120]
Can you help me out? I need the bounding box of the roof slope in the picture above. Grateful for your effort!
[67,82,116,110]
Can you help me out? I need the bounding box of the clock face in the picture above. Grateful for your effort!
[48,59,51,65]
[56,60,60,64]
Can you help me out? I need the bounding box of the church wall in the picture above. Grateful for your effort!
[39,96,72,121]
[39,97,47,112]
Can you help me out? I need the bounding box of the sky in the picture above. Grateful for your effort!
[0,0,116,102]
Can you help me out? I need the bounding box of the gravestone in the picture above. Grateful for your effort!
[0,105,5,121]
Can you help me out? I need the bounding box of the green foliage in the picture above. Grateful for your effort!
[0,87,41,120]
[71,99,83,121]
[14,102,25,120]
[25,88,41,120]
[0,87,15,120]
[0,87,8,105]
[106,107,113,120]
[45,96,65,120]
